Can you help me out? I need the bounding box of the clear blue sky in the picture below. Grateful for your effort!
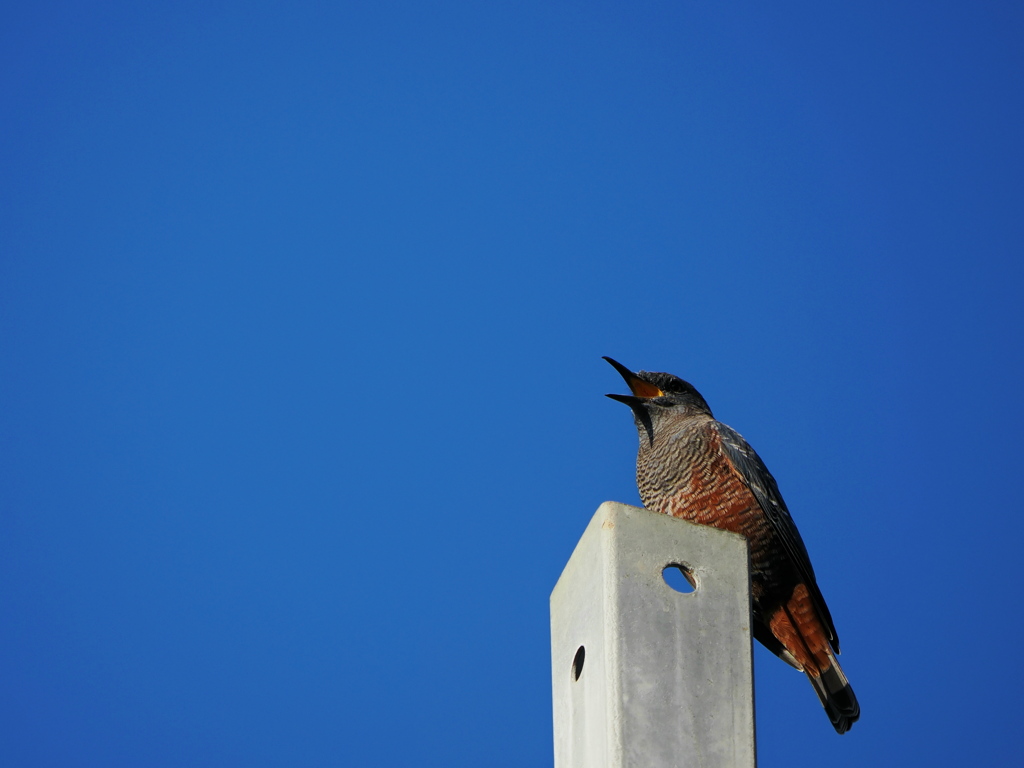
[3,2,1022,766]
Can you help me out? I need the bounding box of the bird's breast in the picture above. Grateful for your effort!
[637,420,776,562]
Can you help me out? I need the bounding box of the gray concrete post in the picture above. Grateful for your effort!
[550,501,756,768]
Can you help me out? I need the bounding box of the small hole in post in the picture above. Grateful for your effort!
[662,564,697,594]
[571,646,585,681]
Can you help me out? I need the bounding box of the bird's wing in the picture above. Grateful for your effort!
[715,421,841,651]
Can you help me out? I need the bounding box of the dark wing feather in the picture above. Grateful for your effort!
[715,421,841,652]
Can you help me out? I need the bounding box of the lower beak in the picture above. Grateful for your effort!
[605,393,642,406]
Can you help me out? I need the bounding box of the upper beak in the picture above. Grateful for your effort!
[603,356,664,401]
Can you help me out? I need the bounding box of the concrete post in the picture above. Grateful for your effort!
[550,501,756,768]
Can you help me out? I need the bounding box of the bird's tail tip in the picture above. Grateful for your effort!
[809,652,860,734]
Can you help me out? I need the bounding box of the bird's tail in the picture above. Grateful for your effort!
[806,650,860,735]
[769,584,860,734]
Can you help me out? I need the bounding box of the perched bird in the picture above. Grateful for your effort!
[604,356,859,734]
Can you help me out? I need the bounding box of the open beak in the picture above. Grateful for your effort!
[603,356,664,402]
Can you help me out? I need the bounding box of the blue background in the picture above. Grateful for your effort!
[3,2,1022,766]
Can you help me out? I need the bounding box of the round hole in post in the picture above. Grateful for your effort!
[662,563,697,594]
[571,645,585,681]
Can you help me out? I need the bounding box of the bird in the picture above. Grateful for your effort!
[604,356,859,734]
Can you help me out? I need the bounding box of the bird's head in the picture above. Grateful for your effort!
[603,357,712,444]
